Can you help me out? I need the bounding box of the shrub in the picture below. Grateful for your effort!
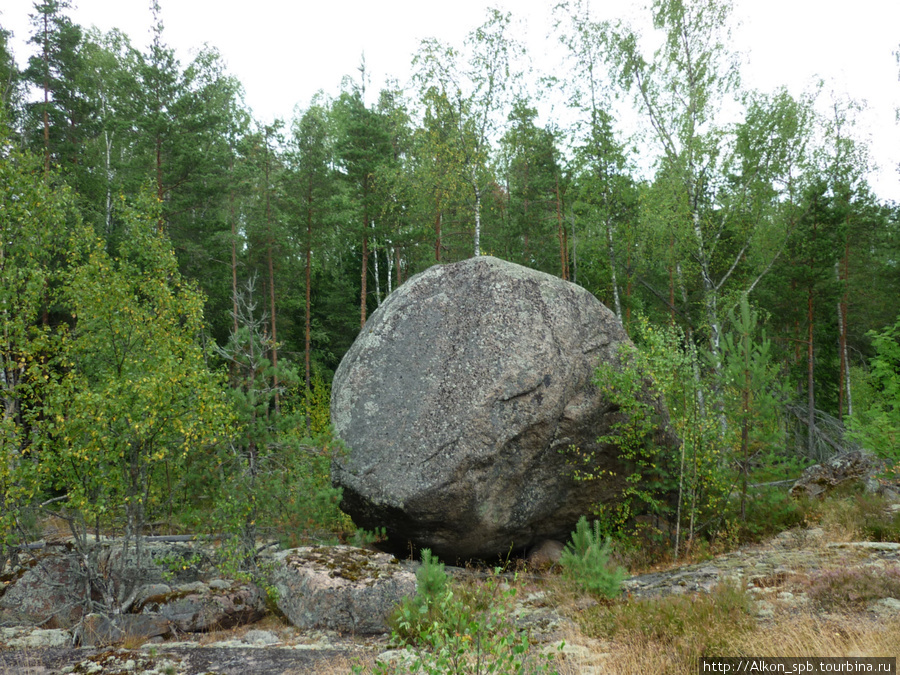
[388,548,449,644]
[734,487,809,542]
[559,516,626,598]
[807,567,900,611]
[380,551,556,674]
[812,491,900,543]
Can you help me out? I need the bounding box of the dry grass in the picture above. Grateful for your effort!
[195,612,290,646]
[539,568,900,675]
[733,612,900,658]
[542,604,900,675]
[283,653,378,674]
[0,650,44,675]
[808,490,900,543]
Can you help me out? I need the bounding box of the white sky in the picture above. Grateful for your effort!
[2,0,899,202]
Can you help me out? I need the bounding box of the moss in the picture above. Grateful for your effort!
[291,546,397,584]
[133,588,202,613]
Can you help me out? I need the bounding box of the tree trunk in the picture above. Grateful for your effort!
[229,153,238,339]
[556,176,568,281]
[606,214,622,321]
[837,233,852,421]
[42,10,50,178]
[625,245,633,331]
[807,287,816,458]
[373,235,382,306]
[807,217,817,458]
[740,328,751,521]
[434,194,442,262]
[668,237,676,325]
[360,231,369,328]
[304,182,313,391]
[264,131,279,413]
[386,245,393,297]
[473,184,482,257]
[155,134,165,231]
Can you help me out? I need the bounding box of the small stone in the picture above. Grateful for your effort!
[242,629,280,645]
[755,601,775,618]
[376,648,418,669]
[871,597,900,616]
[6,628,71,649]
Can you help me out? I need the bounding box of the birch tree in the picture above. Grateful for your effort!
[413,9,523,257]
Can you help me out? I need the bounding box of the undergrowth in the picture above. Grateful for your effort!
[375,549,557,675]
[559,516,626,598]
[807,567,900,610]
[572,581,756,669]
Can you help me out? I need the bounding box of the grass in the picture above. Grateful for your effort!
[806,567,900,611]
[812,489,900,542]
[573,582,756,661]
[540,579,900,675]
[526,488,900,675]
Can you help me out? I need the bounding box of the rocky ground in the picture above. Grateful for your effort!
[1,526,899,674]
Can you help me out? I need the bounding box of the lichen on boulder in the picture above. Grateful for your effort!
[269,546,416,635]
[331,256,678,561]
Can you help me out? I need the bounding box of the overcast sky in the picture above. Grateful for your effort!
[3,0,899,201]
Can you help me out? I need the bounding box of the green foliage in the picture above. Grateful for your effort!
[0,120,88,542]
[155,551,203,582]
[282,367,332,436]
[388,548,450,643]
[380,551,556,675]
[559,516,626,598]
[849,314,900,462]
[807,567,900,611]
[734,487,808,542]
[208,275,342,563]
[570,314,731,554]
[577,341,669,534]
[45,191,231,542]
[718,293,789,520]
[348,526,387,548]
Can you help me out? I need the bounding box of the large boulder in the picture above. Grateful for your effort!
[331,256,676,561]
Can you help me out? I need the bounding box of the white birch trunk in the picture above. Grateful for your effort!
[386,244,394,296]
[605,216,622,321]
[372,232,382,306]
[473,178,482,257]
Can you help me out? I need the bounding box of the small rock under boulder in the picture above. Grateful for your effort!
[269,546,416,635]
[331,256,677,561]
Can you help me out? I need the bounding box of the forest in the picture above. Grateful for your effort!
[1,0,899,563]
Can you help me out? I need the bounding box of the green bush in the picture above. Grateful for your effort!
[734,487,809,542]
[387,548,449,644]
[378,550,557,675]
[560,516,626,598]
